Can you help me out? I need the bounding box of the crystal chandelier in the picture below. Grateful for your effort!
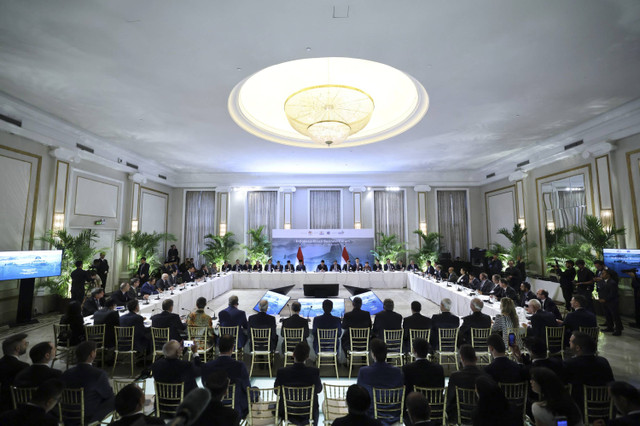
[284,84,374,147]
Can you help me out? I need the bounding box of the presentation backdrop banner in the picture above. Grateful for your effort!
[272,229,375,271]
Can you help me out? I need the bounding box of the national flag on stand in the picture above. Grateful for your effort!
[297,246,304,262]
[341,246,349,266]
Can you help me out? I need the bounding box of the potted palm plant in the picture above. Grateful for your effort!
[412,230,441,270]
[243,226,272,265]
[571,214,625,260]
[371,233,407,263]
[116,231,176,277]
[200,232,238,265]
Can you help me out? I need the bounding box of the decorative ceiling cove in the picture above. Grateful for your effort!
[0,0,640,187]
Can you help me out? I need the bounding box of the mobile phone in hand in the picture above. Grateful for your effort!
[183,340,194,348]
[508,332,516,347]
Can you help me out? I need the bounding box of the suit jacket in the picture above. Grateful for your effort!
[200,355,251,417]
[316,264,328,272]
[599,278,619,302]
[13,364,62,388]
[564,355,614,412]
[402,358,445,391]
[330,264,342,272]
[275,263,284,272]
[479,279,495,294]
[563,308,597,335]
[155,279,170,291]
[457,274,469,286]
[281,314,311,342]
[372,310,403,339]
[151,310,186,342]
[469,277,481,290]
[95,258,109,275]
[520,290,536,308]
[0,403,59,426]
[93,308,120,348]
[296,264,307,271]
[446,365,488,422]
[352,263,364,272]
[312,313,342,352]
[406,263,420,272]
[0,355,29,412]
[488,259,503,276]
[181,271,196,283]
[253,264,263,271]
[247,312,278,349]
[525,357,565,383]
[447,272,459,283]
[193,401,240,426]
[458,311,492,346]
[610,412,640,426]
[137,263,150,281]
[425,265,435,276]
[82,296,104,317]
[110,413,165,426]
[498,285,519,303]
[127,286,143,301]
[430,312,460,348]
[357,361,404,420]
[274,363,323,425]
[219,306,248,347]
[484,356,526,383]
[60,363,115,422]
[342,308,372,350]
[332,413,383,426]
[284,263,295,272]
[232,263,242,271]
[141,282,159,296]
[264,263,276,272]
[110,290,131,306]
[372,263,383,272]
[402,312,432,350]
[119,311,150,352]
[540,297,562,320]
[151,356,202,394]
[383,263,395,271]
[221,263,232,272]
[528,310,557,339]
[396,263,405,272]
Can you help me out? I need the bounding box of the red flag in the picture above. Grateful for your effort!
[342,246,349,263]
[297,246,304,262]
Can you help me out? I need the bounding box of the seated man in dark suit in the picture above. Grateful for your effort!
[396,260,405,272]
[485,334,526,383]
[141,277,161,296]
[403,338,444,392]
[93,297,120,348]
[445,345,488,423]
[406,259,420,273]
[200,335,251,419]
[352,258,364,272]
[383,259,395,272]
[82,287,105,317]
[316,260,328,272]
[524,299,557,339]
[275,261,284,272]
[341,296,372,355]
[247,299,278,350]
[477,273,495,295]
[284,260,295,272]
[194,370,241,426]
[512,337,564,381]
[372,259,383,272]
[0,379,63,426]
[312,299,342,352]
[218,295,248,348]
[372,298,402,340]
[151,340,202,395]
[329,260,342,272]
[14,342,61,388]
[60,341,114,423]
[231,259,242,272]
[447,267,458,283]
[495,278,519,303]
[357,339,404,421]
[242,260,252,272]
[458,298,492,346]
[537,289,562,320]
[274,342,323,425]
[151,299,187,342]
[252,260,263,272]
[430,298,460,349]
[119,299,150,353]
[263,259,276,272]
[110,383,164,426]
[342,261,352,272]
[127,277,147,301]
[281,301,310,353]
[110,282,131,306]
[296,260,307,272]
[468,272,481,290]
[519,282,537,308]
[155,273,172,292]
[456,268,469,287]
[406,392,435,426]
[402,301,432,352]
[608,381,640,426]
[0,332,30,412]
[564,331,614,413]
[332,384,382,426]
[182,265,197,282]
[558,295,597,345]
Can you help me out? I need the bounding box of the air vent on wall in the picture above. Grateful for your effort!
[516,160,530,168]
[158,174,167,180]
[76,143,94,154]
[0,113,22,128]
[486,173,495,179]
[564,140,583,150]
[126,162,139,170]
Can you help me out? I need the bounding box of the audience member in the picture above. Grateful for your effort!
[458,298,491,346]
[477,273,495,295]
[553,260,577,311]
[402,338,444,391]
[200,334,251,418]
[511,337,564,381]
[373,298,403,340]
[456,267,469,286]
[0,379,63,426]
[141,277,161,296]
[82,287,105,316]
[519,282,536,307]
[491,297,521,347]
[119,299,150,353]
[598,269,623,336]
[0,333,29,413]
[430,298,460,349]
[402,301,432,350]
[248,299,278,349]
[524,299,556,339]
[274,342,323,425]
[282,301,310,353]
[530,367,583,426]
[472,375,520,426]
[111,383,164,426]
[357,339,404,421]
[537,289,562,320]
[559,295,597,344]
[187,296,215,345]
[489,254,503,276]
[445,345,487,423]
[331,384,382,426]
[607,381,640,425]
[93,297,120,348]
[447,266,458,283]
[70,260,88,303]
[14,342,61,388]
[151,299,187,342]
[405,391,435,426]
[151,340,201,395]
[496,278,519,303]
[111,282,132,306]
[137,257,150,282]
[59,300,86,345]
[312,299,342,352]
[219,295,249,348]
[484,334,526,383]
[60,341,114,423]
[505,259,523,288]
[194,370,241,426]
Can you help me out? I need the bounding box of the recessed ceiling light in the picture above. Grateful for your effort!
[306,47,312,52]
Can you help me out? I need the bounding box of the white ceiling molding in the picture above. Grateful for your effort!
[581,141,615,159]
[278,186,297,192]
[413,185,431,192]
[508,170,528,182]
[49,146,80,163]
[349,186,367,192]
[128,173,147,184]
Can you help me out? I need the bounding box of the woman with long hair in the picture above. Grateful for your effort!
[491,297,522,347]
[530,367,583,426]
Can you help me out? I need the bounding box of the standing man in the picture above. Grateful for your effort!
[598,269,623,336]
[488,254,503,276]
[629,269,640,328]
[70,260,87,303]
[137,257,150,283]
[94,252,109,290]
[553,260,577,312]
[167,244,179,264]
[575,259,595,313]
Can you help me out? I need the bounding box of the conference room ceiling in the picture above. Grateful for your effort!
[1,0,640,180]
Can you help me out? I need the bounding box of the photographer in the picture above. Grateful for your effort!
[552,260,576,311]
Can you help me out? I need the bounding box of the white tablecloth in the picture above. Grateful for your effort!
[232,271,407,289]
[529,277,562,301]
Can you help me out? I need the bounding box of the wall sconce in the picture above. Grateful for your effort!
[219,223,227,236]
[53,213,65,232]
[354,222,362,229]
[283,223,291,230]
[546,221,555,232]
[518,218,526,229]
[600,209,613,231]
[131,219,139,232]
[419,222,427,234]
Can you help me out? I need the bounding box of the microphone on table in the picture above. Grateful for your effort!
[206,307,217,320]
[167,387,211,426]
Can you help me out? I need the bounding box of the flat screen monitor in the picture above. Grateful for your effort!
[298,298,345,318]
[253,290,291,315]
[0,250,63,281]
[303,283,339,297]
[350,290,384,315]
[603,248,640,279]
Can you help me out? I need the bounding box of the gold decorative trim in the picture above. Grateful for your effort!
[72,175,120,218]
[484,184,516,246]
[594,154,616,228]
[52,160,69,226]
[627,148,640,247]
[217,192,228,235]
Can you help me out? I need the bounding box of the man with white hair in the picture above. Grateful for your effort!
[151,340,201,394]
[430,298,460,348]
[247,299,278,349]
[459,298,492,345]
[156,273,172,292]
[524,299,557,339]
